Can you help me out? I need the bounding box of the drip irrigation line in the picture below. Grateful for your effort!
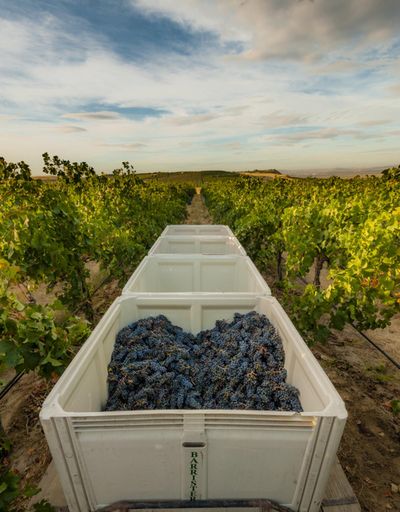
[351,325,400,370]
[90,272,113,297]
[298,276,400,371]
[0,371,24,401]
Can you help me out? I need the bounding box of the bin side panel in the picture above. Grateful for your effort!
[76,429,183,503]
[200,262,236,292]
[206,428,313,506]
[163,239,196,254]
[157,262,195,292]
[72,421,315,510]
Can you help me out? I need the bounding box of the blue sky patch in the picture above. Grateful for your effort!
[1,0,220,63]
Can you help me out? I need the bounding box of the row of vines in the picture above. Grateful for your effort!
[0,155,193,510]
[204,168,400,343]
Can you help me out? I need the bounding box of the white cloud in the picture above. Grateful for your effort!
[132,0,400,61]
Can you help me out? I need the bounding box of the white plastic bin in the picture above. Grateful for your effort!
[121,255,270,295]
[149,236,246,256]
[40,295,347,512]
[161,225,234,237]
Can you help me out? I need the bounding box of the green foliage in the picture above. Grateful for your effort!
[112,161,135,176]
[391,399,400,415]
[0,468,21,511]
[0,431,40,512]
[366,364,395,383]
[0,182,93,312]
[42,153,95,184]
[382,165,400,180]
[32,500,56,512]
[0,157,32,181]
[204,173,400,342]
[0,259,90,378]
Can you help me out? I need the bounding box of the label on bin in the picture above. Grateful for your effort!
[190,451,199,500]
[182,445,206,499]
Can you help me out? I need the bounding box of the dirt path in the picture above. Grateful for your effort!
[184,187,212,224]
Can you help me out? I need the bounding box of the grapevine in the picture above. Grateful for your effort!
[203,172,400,342]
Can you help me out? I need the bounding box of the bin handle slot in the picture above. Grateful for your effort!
[182,442,206,448]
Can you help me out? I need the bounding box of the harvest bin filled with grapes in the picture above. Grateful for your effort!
[40,225,347,512]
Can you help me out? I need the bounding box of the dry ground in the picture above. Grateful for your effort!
[184,187,212,224]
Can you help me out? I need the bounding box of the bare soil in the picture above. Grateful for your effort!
[0,374,53,509]
[1,193,399,511]
[320,334,400,511]
[184,187,212,224]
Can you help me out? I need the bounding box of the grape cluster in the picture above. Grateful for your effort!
[105,312,302,412]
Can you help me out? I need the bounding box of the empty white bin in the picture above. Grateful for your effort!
[40,295,347,512]
[121,255,270,295]
[149,236,246,256]
[161,225,234,237]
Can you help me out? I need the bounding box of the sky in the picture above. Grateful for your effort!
[0,0,399,175]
